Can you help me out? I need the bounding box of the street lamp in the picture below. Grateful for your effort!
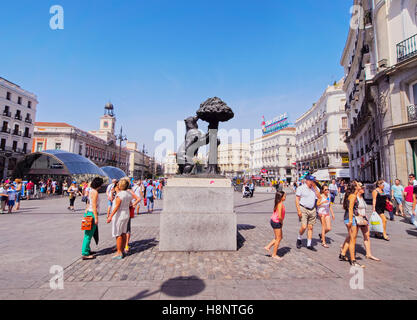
[117,127,127,170]
[141,144,148,180]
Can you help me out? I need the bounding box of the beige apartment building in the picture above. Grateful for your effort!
[218,143,250,178]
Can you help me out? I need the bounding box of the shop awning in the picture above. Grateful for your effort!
[312,169,330,181]
[336,168,350,178]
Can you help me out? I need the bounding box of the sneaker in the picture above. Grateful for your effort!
[296,239,302,249]
[307,246,317,252]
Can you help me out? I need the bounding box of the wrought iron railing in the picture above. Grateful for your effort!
[407,105,417,122]
[397,34,417,62]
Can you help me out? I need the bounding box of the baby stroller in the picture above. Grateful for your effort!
[243,185,251,198]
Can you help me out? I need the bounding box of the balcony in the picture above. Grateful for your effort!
[1,127,11,134]
[407,105,417,122]
[25,118,32,124]
[397,34,417,63]
[14,114,22,121]
[3,111,11,117]
[12,130,22,136]
[23,132,32,138]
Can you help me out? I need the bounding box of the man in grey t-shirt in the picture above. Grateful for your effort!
[295,175,321,251]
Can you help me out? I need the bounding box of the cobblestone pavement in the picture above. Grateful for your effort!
[1,189,417,300]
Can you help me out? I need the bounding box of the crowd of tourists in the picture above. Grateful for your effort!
[265,174,417,267]
[81,178,164,260]
[0,178,24,213]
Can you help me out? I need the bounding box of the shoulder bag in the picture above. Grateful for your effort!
[81,216,93,231]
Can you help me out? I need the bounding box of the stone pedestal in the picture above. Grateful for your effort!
[159,177,237,252]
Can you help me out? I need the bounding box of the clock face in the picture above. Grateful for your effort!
[103,121,108,128]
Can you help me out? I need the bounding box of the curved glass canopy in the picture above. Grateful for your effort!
[101,166,128,181]
[13,150,109,183]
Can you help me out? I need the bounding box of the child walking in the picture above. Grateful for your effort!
[264,191,286,261]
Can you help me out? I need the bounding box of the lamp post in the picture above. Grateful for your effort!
[141,144,148,180]
[117,127,127,171]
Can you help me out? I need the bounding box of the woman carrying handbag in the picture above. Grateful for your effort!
[372,180,392,241]
[81,177,104,260]
[357,182,380,261]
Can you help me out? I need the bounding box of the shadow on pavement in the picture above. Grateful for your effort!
[128,238,159,255]
[277,246,291,257]
[234,196,275,209]
[237,224,256,250]
[94,238,158,257]
[406,230,417,237]
[237,224,256,231]
[127,276,205,300]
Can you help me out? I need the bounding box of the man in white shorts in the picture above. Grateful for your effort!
[295,175,321,251]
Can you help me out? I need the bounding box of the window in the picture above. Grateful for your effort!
[412,83,417,105]
[23,143,28,153]
[36,142,44,152]
[0,139,5,150]
[342,117,348,129]
[79,145,83,155]
[12,141,17,151]
[55,143,61,150]
[17,97,22,105]
[28,101,31,108]
[6,92,11,100]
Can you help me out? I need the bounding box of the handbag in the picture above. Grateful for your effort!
[81,216,93,231]
[385,199,393,212]
[82,196,88,203]
[354,214,368,226]
[129,205,135,218]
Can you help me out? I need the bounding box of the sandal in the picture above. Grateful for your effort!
[383,236,390,241]
[339,253,349,261]
[350,260,365,268]
[322,243,329,248]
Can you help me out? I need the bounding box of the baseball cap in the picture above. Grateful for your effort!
[305,175,316,181]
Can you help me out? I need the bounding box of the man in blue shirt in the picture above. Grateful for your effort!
[7,184,17,213]
[146,181,156,213]
[383,180,394,221]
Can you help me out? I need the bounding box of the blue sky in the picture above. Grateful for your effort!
[0,0,353,156]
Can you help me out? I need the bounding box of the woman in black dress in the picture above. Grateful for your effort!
[372,180,392,241]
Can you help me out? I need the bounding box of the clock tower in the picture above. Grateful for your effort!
[89,102,117,144]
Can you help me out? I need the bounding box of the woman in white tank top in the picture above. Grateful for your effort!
[81,177,104,261]
[357,182,380,261]
[316,185,335,248]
